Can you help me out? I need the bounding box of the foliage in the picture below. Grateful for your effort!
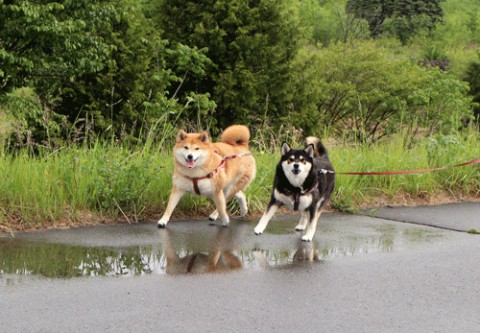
[0,0,188,141]
[419,42,450,71]
[155,0,303,132]
[331,130,480,211]
[465,58,480,125]
[0,0,479,149]
[1,131,478,230]
[290,42,472,142]
[0,87,65,148]
[346,0,445,44]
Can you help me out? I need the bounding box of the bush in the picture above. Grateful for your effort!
[290,41,473,142]
[0,87,65,149]
[465,58,480,125]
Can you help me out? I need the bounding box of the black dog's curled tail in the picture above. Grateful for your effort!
[305,136,328,157]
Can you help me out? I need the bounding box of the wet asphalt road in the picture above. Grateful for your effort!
[1,203,479,333]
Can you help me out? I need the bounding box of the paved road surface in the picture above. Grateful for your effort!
[1,203,479,333]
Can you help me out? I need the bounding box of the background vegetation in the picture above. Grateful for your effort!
[0,0,479,231]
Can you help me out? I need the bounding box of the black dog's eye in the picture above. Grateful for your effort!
[299,157,305,163]
[289,156,295,163]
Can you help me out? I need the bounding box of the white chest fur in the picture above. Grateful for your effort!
[174,174,215,196]
[273,189,313,211]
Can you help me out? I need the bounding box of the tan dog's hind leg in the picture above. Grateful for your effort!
[209,185,237,222]
[226,173,253,217]
[212,190,230,226]
[209,210,219,221]
[209,188,248,221]
[234,191,248,217]
[158,188,185,228]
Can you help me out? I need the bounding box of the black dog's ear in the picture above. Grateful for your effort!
[281,142,291,155]
[199,131,210,143]
[305,144,314,158]
[177,130,187,142]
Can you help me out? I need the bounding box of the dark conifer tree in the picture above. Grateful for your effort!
[346,0,445,44]
[155,0,302,129]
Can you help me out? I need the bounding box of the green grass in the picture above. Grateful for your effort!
[329,132,480,211]
[0,131,479,232]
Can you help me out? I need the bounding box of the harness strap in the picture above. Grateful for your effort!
[293,193,300,211]
[192,178,201,196]
[191,159,226,195]
[190,153,251,195]
[293,182,319,211]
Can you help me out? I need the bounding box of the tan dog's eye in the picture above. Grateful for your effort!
[195,147,200,150]
[184,146,189,150]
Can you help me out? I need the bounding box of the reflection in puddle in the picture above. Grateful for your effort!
[0,217,444,279]
[162,228,242,275]
[0,240,163,278]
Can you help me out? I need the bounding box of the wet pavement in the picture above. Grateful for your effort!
[1,203,479,332]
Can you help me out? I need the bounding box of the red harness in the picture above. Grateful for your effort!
[190,153,250,195]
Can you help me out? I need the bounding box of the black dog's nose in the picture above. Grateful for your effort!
[293,163,299,169]
[187,154,193,160]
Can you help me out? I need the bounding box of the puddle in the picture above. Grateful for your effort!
[0,214,445,279]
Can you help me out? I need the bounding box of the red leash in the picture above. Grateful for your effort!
[336,158,480,176]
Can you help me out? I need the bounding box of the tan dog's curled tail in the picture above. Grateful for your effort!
[305,136,328,157]
[221,125,250,146]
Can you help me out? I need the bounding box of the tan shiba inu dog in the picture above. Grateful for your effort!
[158,125,256,227]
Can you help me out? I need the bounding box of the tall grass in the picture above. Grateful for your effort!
[0,130,478,231]
[330,131,480,211]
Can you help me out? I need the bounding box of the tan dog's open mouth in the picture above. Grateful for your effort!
[186,159,197,168]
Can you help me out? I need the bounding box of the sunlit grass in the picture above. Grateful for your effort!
[0,131,478,231]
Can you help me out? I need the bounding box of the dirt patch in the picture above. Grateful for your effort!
[353,191,480,209]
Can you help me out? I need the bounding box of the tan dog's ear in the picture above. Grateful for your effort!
[177,130,187,142]
[199,131,210,143]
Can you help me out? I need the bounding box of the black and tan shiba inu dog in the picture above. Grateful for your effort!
[254,137,335,241]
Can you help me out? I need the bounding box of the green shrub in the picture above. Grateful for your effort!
[291,41,473,142]
[0,88,64,149]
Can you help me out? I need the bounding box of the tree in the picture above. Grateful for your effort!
[154,0,302,131]
[465,60,480,126]
[0,0,182,142]
[346,0,445,44]
[297,0,370,45]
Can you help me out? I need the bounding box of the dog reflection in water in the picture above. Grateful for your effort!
[161,228,242,275]
[253,241,321,268]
